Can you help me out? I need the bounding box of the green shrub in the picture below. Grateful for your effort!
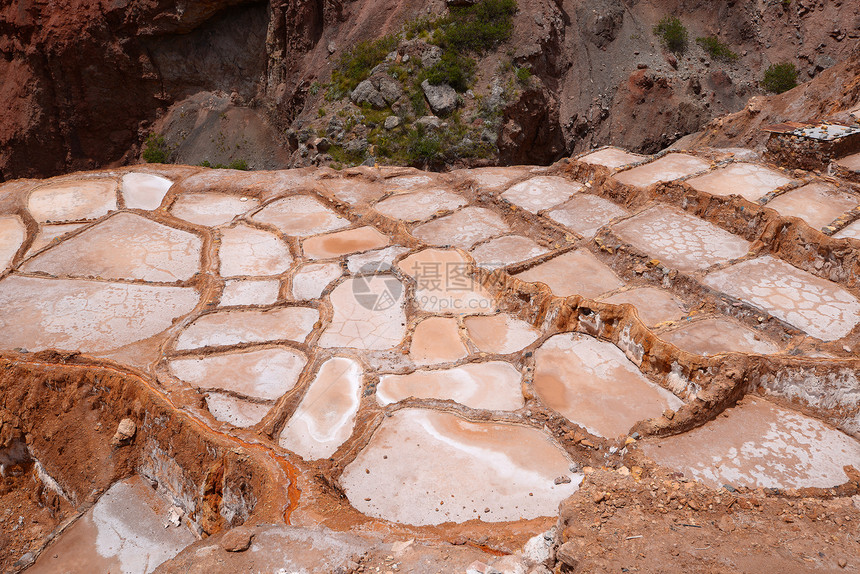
[696,36,739,62]
[515,65,532,84]
[406,125,442,163]
[437,0,517,54]
[330,34,399,95]
[410,89,427,115]
[653,16,688,54]
[762,62,798,94]
[142,134,169,163]
[423,51,476,92]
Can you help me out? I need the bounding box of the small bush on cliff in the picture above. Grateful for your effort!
[142,134,169,163]
[653,16,688,54]
[330,34,398,95]
[422,51,476,93]
[696,36,739,62]
[762,62,798,94]
[436,0,517,54]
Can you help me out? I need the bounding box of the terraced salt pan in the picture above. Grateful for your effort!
[764,182,858,229]
[170,192,259,226]
[374,189,466,221]
[513,249,624,298]
[599,287,686,327]
[611,205,750,273]
[28,179,118,222]
[346,245,411,273]
[341,408,581,525]
[175,306,318,350]
[377,361,524,410]
[220,278,280,306]
[291,262,343,299]
[469,235,548,269]
[643,397,860,489]
[25,213,202,282]
[703,256,860,341]
[26,223,86,255]
[319,275,407,350]
[121,172,173,210]
[218,223,292,277]
[834,219,860,240]
[27,476,195,574]
[579,148,647,169]
[302,226,389,259]
[412,206,509,249]
[252,195,350,236]
[612,153,710,188]
[386,174,436,189]
[533,333,683,438]
[279,357,363,460]
[835,151,860,172]
[463,313,540,354]
[205,393,270,427]
[465,167,528,193]
[0,215,25,270]
[0,276,199,353]
[547,194,629,238]
[659,317,780,356]
[410,316,468,365]
[687,162,795,202]
[501,176,583,213]
[398,249,495,315]
[168,347,306,400]
[321,178,387,205]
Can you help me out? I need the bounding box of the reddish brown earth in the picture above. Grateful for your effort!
[2,0,859,179]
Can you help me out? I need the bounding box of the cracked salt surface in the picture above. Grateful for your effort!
[319,275,407,350]
[599,287,686,327]
[0,275,199,353]
[170,192,259,226]
[279,357,363,460]
[412,206,510,249]
[23,212,202,282]
[547,193,629,238]
[398,248,496,315]
[764,182,858,229]
[28,476,195,574]
[611,205,750,273]
[703,255,860,341]
[514,249,624,298]
[410,316,468,365]
[463,313,541,354]
[175,307,318,350]
[168,347,306,400]
[205,393,270,427]
[534,333,683,438]
[377,361,525,410]
[612,153,710,188]
[0,215,25,270]
[469,235,548,269]
[660,317,780,356]
[220,278,281,306]
[28,178,118,222]
[341,408,581,525]
[579,148,647,169]
[501,176,583,213]
[252,195,350,236]
[374,188,466,221]
[687,162,794,202]
[218,223,292,277]
[644,397,860,489]
[291,262,343,300]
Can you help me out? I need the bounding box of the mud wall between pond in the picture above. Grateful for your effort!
[0,352,292,535]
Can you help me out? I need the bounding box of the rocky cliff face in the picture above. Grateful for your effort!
[1,0,858,179]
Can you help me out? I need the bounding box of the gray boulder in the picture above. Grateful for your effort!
[383,115,401,130]
[416,115,444,130]
[375,74,403,105]
[350,79,386,109]
[421,80,458,116]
